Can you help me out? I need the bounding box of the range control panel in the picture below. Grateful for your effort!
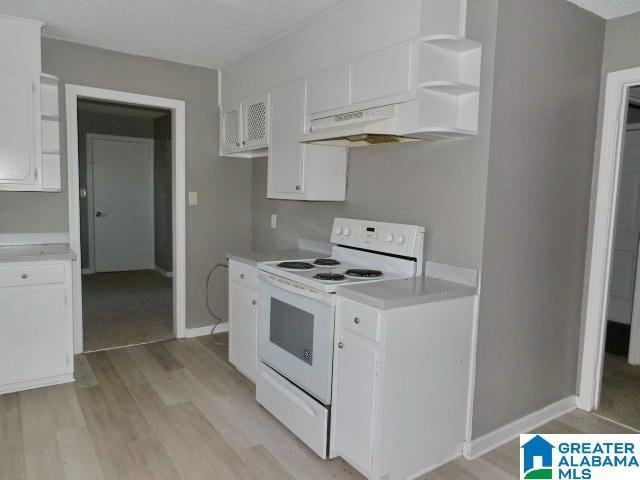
[330,218,425,259]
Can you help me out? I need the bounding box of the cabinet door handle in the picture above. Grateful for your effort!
[354,317,360,325]
[252,300,257,305]
[295,185,301,191]
[240,273,245,279]
[338,342,344,349]
[21,273,28,279]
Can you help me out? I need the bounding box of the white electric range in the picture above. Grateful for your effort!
[255,218,425,458]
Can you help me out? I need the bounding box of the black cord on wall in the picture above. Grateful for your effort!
[206,262,229,346]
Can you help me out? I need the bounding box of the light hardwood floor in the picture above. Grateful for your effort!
[0,334,633,480]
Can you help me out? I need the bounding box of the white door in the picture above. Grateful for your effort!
[0,71,36,187]
[0,287,69,384]
[331,329,378,472]
[609,129,640,325]
[229,283,258,382]
[268,80,305,196]
[90,136,154,273]
[242,93,269,149]
[221,102,242,153]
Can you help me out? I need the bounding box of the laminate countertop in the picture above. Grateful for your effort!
[337,275,477,311]
[227,249,328,267]
[0,243,77,263]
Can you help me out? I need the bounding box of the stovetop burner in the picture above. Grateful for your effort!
[277,261,315,270]
[344,268,383,278]
[313,272,347,282]
[313,258,341,267]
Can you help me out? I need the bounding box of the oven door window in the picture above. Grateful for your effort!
[270,298,314,365]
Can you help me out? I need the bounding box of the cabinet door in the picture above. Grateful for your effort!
[242,93,269,149]
[268,80,305,197]
[331,330,378,472]
[351,42,413,105]
[229,283,258,382]
[0,71,36,186]
[0,287,70,385]
[306,64,350,116]
[221,102,242,154]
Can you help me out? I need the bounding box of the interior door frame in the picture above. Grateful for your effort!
[577,67,640,411]
[627,123,640,365]
[85,134,155,274]
[66,85,187,353]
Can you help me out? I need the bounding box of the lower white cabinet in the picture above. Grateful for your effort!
[331,295,476,480]
[0,260,74,395]
[332,330,379,471]
[228,259,259,382]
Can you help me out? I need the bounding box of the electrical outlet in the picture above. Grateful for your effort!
[188,191,198,206]
[271,214,277,229]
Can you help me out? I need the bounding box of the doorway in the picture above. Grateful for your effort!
[65,86,187,353]
[579,69,640,427]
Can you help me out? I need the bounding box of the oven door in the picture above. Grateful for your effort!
[258,273,335,404]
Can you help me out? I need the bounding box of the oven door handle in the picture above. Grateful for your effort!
[259,273,334,304]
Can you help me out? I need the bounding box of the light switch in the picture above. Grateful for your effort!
[271,214,277,229]
[188,191,198,206]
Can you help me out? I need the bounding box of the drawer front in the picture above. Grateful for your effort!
[0,263,66,288]
[339,298,380,342]
[228,260,259,290]
[256,362,329,458]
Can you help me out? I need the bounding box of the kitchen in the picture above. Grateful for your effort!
[0,0,637,479]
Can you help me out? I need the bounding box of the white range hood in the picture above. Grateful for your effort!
[300,102,473,147]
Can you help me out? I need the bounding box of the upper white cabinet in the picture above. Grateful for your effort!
[306,64,350,117]
[242,93,269,149]
[0,16,61,192]
[268,80,347,201]
[351,42,414,106]
[220,94,269,157]
[0,71,36,186]
[221,101,242,153]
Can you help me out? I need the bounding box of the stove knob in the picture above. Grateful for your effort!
[335,227,343,235]
[396,235,405,244]
[384,233,394,243]
[343,227,351,236]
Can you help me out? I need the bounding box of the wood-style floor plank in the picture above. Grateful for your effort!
[56,427,105,480]
[0,393,27,480]
[2,336,637,480]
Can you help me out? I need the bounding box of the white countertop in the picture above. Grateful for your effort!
[0,243,77,263]
[227,248,328,267]
[337,275,477,310]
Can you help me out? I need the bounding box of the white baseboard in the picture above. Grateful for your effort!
[463,395,576,459]
[155,266,173,278]
[185,322,228,338]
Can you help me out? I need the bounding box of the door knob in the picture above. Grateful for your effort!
[95,211,104,217]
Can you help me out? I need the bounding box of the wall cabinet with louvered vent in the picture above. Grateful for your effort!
[220,94,269,157]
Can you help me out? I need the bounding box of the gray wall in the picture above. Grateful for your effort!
[1,39,252,328]
[153,113,173,273]
[251,0,499,270]
[471,0,604,439]
[77,109,156,268]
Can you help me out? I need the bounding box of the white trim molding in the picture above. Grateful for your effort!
[463,396,576,459]
[185,323,229,338]
[65,85,187,353]
[578,67,640,411]
[0,233,70,246]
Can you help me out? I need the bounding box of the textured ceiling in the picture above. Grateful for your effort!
[567,0,640,19]
[0,0,347,68]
